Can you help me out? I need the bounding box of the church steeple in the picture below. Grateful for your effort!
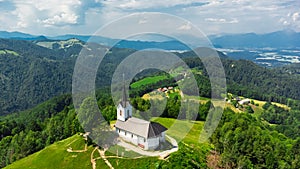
[121,74,127,108]
[117,74,132,122]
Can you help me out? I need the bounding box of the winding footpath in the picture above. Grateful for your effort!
[90,147,98,169]
[67,133,178,169]
[98,148,114,169]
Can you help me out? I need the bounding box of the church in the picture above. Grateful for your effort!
[115,83,167,150]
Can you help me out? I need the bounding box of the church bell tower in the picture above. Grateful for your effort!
[117,76,132,122]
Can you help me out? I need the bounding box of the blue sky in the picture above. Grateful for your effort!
[0,0,299,36]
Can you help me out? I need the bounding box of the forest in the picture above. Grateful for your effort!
[0,83,300,168]
[0,38,300,168]
[210,108,300,168]
[1,38,300,115]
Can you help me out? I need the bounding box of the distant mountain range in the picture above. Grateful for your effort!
[210,30,300,48]
[1,30,300,50]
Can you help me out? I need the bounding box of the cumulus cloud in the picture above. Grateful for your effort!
[279,11,300,30]
[13,0,84,27]
[2,0,103,31]
[39,13,79,26]
[0,0,299,35]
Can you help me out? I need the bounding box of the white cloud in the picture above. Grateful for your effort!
[279,11,300,30]
[6,0,93,29]
[292,12,299,22]
[138,18,148,24]
[39,13,79,26]
[0,0,299,35]
[205,18,238,24]
[177,23,192,30]
[103,0,206,10]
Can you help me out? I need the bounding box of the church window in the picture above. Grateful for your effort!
[120,110,122,116]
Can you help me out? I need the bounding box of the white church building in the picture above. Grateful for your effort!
[115,84,167,150]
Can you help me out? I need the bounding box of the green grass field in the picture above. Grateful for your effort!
[5,134,98,169]
[152,117,204,144]
[130,75,167,88]
[0,49,19,56]
[107,157,159,169]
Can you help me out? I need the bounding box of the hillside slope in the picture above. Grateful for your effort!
[5,118,210,169]
[1,38,300,114]
[4,135,94,169]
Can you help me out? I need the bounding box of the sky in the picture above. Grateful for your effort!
[0,0,299,36]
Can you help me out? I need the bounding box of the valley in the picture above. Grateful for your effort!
[0,33,299,168]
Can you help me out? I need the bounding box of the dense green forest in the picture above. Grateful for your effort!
[210,108,300,168]
[1,38,300,114]
[0,94,81,167]
[0,38,134,114]
[261,102,300,139]
[1,38,300,168]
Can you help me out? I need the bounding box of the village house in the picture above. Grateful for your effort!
[239,98,251,105]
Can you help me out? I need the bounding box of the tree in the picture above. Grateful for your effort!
[77,97,103,131]
[245,106,254,114]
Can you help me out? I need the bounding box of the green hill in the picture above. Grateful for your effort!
[5,118,209,169]
[1,38,300,114]
[5,134,97,169]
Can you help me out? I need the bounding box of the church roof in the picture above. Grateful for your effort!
[119,100,130,108]
[115,117,167,138]
[120,74,128,108]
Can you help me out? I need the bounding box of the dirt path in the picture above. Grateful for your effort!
[90,147,98,169]
[98,148,114,169]
[66,144,87,153]
[66,138,78,146]
[66,134,114,169]
[67,133,177,169]
[66,133,88,153]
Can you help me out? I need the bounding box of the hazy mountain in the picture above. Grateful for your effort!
[1,30,300,49]
[0,31,38,39]
[210,30,300,48]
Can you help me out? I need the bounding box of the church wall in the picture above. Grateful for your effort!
[117,105,126,121]
[117,104,133,121]
[146,137,160,150]
[137,136,145,148]
[159,131,166,142]
[116,128,139,145]
[117,127,165,150]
